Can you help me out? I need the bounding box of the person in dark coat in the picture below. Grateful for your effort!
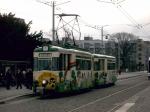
[5,69,12,90]
[26,68,33,89]
[118,69,122,75]
[16,69,22,89]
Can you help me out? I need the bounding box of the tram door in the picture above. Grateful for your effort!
[101,59,107,72]
[59,53,71,71]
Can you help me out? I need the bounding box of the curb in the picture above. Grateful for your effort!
[117,74,143,80]
[0,92,33,104]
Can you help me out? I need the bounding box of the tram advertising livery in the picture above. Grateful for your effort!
[33,45,117,96]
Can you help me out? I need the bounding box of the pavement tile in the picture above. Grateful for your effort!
[0,86,32,102]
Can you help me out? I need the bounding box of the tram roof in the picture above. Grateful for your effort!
[34,45,92,55]
[34,45,115,58]
[93,54,115,59]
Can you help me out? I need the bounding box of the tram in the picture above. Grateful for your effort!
[33,45,117,96]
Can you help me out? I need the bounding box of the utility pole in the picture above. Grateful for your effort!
[118,41,120,70]
[37,0,70,44]
[100,25,109,54]
[85,25,109,54]
[101,26,104,54]
[52,1,55,42]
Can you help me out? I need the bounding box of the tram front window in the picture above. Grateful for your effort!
[38,59,52,70]
[36,57,60,71]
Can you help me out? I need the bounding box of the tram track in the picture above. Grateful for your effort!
[67,80,148,112]
[0,74,148,112]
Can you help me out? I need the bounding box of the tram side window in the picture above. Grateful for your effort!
[76,59,91,70]
[101,59,105,70]
[67,54,71,70]
[76,59,81,70]
[52,57,59,71]
[94,60,100,71]
[59,54,66,70]
[85,60,91,70]
[34,58,38,71]
[108,63,115,70]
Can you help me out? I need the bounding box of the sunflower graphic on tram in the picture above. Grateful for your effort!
[33,45,117,96]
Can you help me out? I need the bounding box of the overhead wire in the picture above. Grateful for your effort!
[105,0,150,40]
[110,0,140,29]
[117,5,139,27]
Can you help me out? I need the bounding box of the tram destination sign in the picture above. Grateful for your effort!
[39,53,52,58]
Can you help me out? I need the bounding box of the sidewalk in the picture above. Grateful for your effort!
[0,86,32,103]
[128,85,150,112]
[115,74,150,112]
[0,71,145,104]
[117,71,146,80]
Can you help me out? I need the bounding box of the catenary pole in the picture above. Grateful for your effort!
[52,1,55,43]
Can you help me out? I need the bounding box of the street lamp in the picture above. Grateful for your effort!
[100,25,109,54]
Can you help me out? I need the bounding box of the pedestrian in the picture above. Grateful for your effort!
[118,69,121,75]
[26,68,33,89]
[22,70,26,86]
[5,69,12,90]
[0,72,2,83]
[16,69,22,89]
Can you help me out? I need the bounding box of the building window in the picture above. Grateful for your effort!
[138,44,142,48]
[94,43,101,48]
[138,48,142,51]
[84,43,90,49]
[138,53,142,56]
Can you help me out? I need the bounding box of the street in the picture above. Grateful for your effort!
[0,72,149,112]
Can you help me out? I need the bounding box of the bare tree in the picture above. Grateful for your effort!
[106,32,138,71]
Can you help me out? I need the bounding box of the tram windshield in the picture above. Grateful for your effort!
[34,57,60,71]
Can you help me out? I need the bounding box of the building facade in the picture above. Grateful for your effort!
[136,39,150,70]
[76,37,150,71]
[76,36,106,54]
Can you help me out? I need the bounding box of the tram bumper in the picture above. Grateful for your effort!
[33,71,58,96]
[34,86,55,96]
[33,81,56,96]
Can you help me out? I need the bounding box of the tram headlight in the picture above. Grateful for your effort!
[42,80,48,87]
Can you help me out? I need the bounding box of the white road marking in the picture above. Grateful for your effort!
[108,93,140,112]
[67,81,146,112]
[115,103,135,112]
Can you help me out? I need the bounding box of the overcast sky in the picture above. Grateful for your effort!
[0,0,150,40]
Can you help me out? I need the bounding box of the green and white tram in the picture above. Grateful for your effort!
[93,54,117,86]
[105,55,117,84]
[33,45,117,96]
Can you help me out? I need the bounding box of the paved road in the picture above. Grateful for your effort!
[0,72,149,112]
